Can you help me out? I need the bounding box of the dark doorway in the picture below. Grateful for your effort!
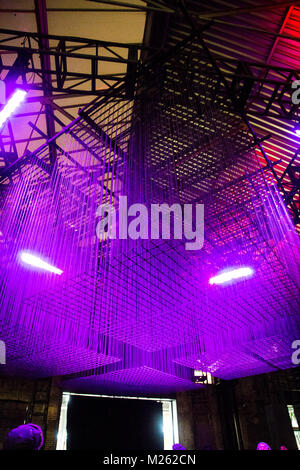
[67,395,164,450]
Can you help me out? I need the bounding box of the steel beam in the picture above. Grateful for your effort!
[34,0,57,164]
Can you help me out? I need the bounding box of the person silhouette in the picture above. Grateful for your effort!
[172,443,186,450]
[256,442,271,450]
[3,423,44,450]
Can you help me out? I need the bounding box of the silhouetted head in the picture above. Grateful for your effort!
[256,442,271,450]
[172,443,186,450]
[3,424,43,450]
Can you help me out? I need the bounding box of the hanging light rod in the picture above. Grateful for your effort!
[209,267,254,285]
[0,89,27,129]
[20,251,63,275]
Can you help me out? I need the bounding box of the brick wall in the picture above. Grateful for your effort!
[176,369,300,450]
[176,386,224,450]
[0,376,62,450]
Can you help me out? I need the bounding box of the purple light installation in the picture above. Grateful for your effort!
[209,267,254,285]
[20,251,63,275]
[1,43,300,394]
[0,89,27,129]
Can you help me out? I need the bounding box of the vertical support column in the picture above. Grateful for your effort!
[34,0,57,165]
[176,387,224,450]
[176,391,195,450]
[216,380,243,450]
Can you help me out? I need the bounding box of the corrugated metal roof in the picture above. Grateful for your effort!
[152,0,300,228]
